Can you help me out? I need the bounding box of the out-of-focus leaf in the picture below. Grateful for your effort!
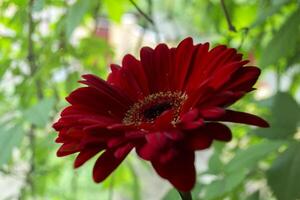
[208,153,224,174]
[76,37,112,74]
[102,159,132,188]
[225,140,284,173]
[191,182,203,200]
[162,189,180,200]
[162,182,202,200]
[103,0,129,22]
[260,8,300,67]
[127,161,141,200]
[290,71,300,95]
[66,0,90,38]
[204,169,247,200]
[23,98,55,128]
[65,72,80,93]
[255,92,300,139]
[267,142,300,200]
[0,59,10,78]
[251,0,291,27]
[33,0,44,12]
[0,123,24,166]
[246,191,260,200]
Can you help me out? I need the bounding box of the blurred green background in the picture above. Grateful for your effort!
[0,0,299,199]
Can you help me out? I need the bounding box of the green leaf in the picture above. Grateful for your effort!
[23,98,55,128]
[33,0,44,12]
[191,182,203,200]
[66,0,90,38]
[0,124,24,166]
[103,0,129,22]
[251,0,291,28]
[127,161,141,200]
[246,191,260,200]
[204,169,247,200]
[260,8,300,67]
[290,71,300,95]
[208,153,224,174]
[267,142,300,200]
[162,182,202,200]
[225,140,284,173]
[208,141,226,174]
[255,92,300,139]
[162,189,181,200]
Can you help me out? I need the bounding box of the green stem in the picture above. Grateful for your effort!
[178,191,193,200]
[220,0,236,32]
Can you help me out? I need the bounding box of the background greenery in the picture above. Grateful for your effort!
[0,0,299,199]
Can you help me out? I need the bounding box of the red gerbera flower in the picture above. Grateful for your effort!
[53,37,269,192]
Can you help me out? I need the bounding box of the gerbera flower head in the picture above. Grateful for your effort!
[53,37,269,192]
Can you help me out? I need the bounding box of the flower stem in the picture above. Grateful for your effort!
[178,191,193,200]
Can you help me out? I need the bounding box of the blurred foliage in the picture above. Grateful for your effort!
[0,0,299,200]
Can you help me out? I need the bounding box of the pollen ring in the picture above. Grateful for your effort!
[123,91,187,125]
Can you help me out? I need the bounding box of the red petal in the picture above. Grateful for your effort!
[180,108,199,123]
[122,54,150,95]
[74,146,104,168]
[114,143,134,159]
[81,74,133,106]
[185,130,213,150]
[154,43,172,91]
[209,60,249,89]
[57,143,80,157]
[204,47,241,75]
[178,109,204,130]
[107,137,127,148]
[140,46,159,93]
[164,130,184,141]
[136,132,169,161]
[66,87,126,119]
[136,142,157,160]
[93,149,129,183]
[199,107,225,119]
[185,43,210,91]
[125,130,145,139]
[153,110,174,130]
[197,91,245,108]
[225,66,261,92]
[172,37,195,90]
[217,110,269,127]
[179,118,204,130]
[158,148,178,164]
[204,122,232,141]
[151,151,196,192]
[107,63,143,100]
[146,132,169,150]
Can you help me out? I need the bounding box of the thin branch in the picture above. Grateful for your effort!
[27,125,36,195]
[220,0,236,32]
[27,0,44,99]
[147,0,160,42]
[238,27,249,49]
[129,0,154,25]
[93,1,101,31]
[21,0,41,198]
[27,0,37,74]
[129,0,160,42]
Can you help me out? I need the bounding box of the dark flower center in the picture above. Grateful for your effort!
[143,102,172,120]
[123,91,187,125]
